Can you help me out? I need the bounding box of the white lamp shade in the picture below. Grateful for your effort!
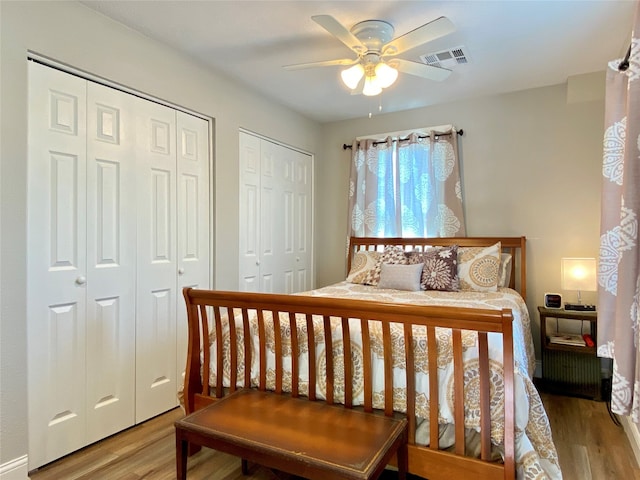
[561,258,597,292]
[362,75,383,96]
[374,62,398,88]
[340,64,364,90]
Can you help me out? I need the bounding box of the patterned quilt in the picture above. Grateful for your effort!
[205,282,562,480]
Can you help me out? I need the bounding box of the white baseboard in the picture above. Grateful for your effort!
[621,415,640,468]
[0,455,28,480]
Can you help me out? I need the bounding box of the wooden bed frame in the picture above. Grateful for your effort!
[182,236,527,480]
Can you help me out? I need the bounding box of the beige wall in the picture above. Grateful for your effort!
[0,0,321,469]
[318,77,604,358]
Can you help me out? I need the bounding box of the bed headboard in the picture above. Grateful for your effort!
[347,236,527,299]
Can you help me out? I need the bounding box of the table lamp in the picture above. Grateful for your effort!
[561,257,597,311]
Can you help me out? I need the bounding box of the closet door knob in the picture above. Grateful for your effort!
[178,268,185,275]
[76,276,87,285]
[256,261,260,266]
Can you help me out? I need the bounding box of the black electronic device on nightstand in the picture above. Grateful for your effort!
[544,293,562,309]
[564,303,596,311]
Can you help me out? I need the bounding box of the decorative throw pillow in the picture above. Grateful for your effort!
[498,253,513,288]
[365,245,409,286]
[346,250,381,284]
[458,242,501,292]
[407,245,459,291]
[377,263,424,291]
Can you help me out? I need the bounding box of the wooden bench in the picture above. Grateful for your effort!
[175,389,408,480]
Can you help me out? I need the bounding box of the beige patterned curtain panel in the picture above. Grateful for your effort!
[598,1,640,420]
[347,127,465,239]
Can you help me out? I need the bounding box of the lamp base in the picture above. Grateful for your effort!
[564,303,596,311]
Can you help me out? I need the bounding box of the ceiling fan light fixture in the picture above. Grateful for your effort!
[374,62,398,88]
[341,64,365,90]
[363,75,383,96]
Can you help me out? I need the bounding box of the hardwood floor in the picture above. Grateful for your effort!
[29,393,640,480]
[539,392,640,479]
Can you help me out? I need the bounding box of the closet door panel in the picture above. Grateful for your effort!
[27,61,88,469]
[135,99,178,423]
[279,145,296,294]
[176,112,210,383]
[85,82,136,443]
[294,150,313,292]
[239,132,261,292]
[259,140,285,293]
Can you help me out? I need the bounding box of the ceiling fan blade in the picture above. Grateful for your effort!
[283,58,357,70]
[382,17,455,56]
[312,15,366,54]
[393,59,452,81]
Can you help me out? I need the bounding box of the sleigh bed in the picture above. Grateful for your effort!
[181,236,561,480]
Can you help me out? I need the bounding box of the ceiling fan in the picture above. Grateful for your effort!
[284,15,456,96]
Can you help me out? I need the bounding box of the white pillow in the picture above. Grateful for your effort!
[377,263,424,291]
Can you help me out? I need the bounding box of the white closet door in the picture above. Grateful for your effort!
[293,149,313,292]
[273,141,296,293]
[27,61,89,468]
[258,139,283,293]
[135,98,178,423]
[239,132,313,294]
[176,112,210,383]
[239,132,261,291]
[85,81,137,443]
[28,62,212,466]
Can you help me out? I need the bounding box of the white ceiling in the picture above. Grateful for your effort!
[81,0,635,123]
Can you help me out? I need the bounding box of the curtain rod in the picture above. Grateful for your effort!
[342,129,464,150]
[619,44,631,71]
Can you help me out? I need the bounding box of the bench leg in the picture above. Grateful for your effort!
[396,441,408,480]
[241,458,249,475]
[175,430,188,480]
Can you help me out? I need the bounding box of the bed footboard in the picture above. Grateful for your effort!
[182,287,515,480]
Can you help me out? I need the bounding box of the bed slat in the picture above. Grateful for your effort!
[242,309,252,387]
[257,310,267,391]
[199,305,210,398]
[427,325,439,451]
[404,324,417,445]
[342,317,353,408]
[213,306,224,398]
[361,318,373,413]
[227,307,238,393]
[289,312,299,397]
[478,332,491,461]
[452,329,465,456]
[273,310,283,394]
[306,314,316,401]
[323,315,334,404]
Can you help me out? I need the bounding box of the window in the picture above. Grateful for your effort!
[347,130,465,238]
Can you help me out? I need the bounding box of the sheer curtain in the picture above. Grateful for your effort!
[347,127,465,239]
[598,1,640,420]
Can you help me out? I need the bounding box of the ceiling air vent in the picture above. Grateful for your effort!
[420,46,470,69]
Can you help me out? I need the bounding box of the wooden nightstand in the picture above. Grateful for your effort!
[538,306,601,400]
